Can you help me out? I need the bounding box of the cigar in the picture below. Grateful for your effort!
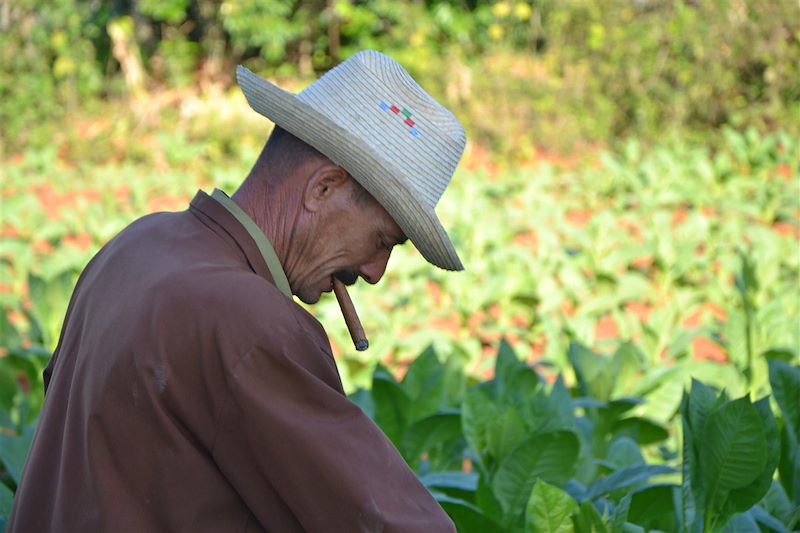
[332,277,369,351]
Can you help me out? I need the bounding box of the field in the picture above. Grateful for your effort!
[1,88,798,529]
[1,0,800,527]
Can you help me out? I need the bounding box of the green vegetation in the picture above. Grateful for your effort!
[2,0,799,154]
[349,342,800,531]
[2,126,798,530]
[1,0,799,530]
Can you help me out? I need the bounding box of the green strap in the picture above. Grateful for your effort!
[211,189,292,298]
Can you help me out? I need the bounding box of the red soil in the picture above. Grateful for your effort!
[62,234,93,251]
[146,196,186,212]
[671,208,688,227]
[595,315,619,340]
[773,222,800,239]
[625,302,653,323]
[692,337,727,363]
[513,231,539,251]
[682,303,727,328]
[565,210,592,228]
[631,255,654,270]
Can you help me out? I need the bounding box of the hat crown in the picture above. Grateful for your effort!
[297,51,466,207]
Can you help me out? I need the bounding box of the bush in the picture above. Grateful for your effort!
[1,0,798,153]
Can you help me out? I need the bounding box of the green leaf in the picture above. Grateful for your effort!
[495,339,527,387]
[685,362,744,399]
[139,0,189,23]
[688,378,718,438]
[523,377,575,435]
[720,510,759,532]
[371,372,410,447]
[0,309,21,349]
[525,479,578,533]
[476,475,503,523]
[611,417,669,446]
[680,390,704,532]
[610,342,643,398]
[495,339,541,405]
[441,356,467,408]
[568,343,616,402]
[606,437,644,469]
[778,426,800,505]
[759,480,795,528]
[735,249,759,296]
[420,472,478,493]
[0,426,35,485]
[400,411,462,470]
[763,349,798,364]
[27,271,76,352]
[0,366,18,412]
[430,491,503,533]
[603,398,641,420]
[768,361,800,442]
[665,329,697,359]
[585,465,674,501]
[0,481,13,531]
[638,373,684,425]
[610,493,632,533]
[723,397,780,513]
[627,484,680,532]
[486,407,526,462]
[573,500,609,533]
[401,346,445,422]
[701,397,767,511]
[462,387,498,462]
[749,505,791,533]
[492,431,580,526]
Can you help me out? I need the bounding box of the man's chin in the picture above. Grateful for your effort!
[294,287,322,305]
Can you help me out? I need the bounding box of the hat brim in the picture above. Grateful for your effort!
[236,66,463,271]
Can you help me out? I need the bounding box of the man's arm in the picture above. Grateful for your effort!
[210,334,455,533]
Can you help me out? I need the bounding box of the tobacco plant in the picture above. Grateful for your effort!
[351,342,799,532]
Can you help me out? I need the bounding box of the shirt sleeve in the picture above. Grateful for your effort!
[210,329,455,533]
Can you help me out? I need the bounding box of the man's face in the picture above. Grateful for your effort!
[292,178,407,304]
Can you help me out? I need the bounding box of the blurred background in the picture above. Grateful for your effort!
[0,0,799,526]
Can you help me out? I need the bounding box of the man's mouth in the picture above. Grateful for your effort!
[323,270,358,294]
[333,270,358,286]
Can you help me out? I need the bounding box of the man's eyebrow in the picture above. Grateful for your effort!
[383,226,408,247]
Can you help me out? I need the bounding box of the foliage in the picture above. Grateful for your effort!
[0,0,106,151]
[1,0,799,154]
[0,119,797,528]
[3,125,796,393]
[1,0,798,518]
[680,380,779,531]
[349,340,799,532]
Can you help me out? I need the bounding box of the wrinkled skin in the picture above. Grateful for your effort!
[233,157,407,304]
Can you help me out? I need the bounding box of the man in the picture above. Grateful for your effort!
[9,50,465,532]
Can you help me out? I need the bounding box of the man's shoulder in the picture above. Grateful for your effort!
[99,207,332,362]
[174,267,329,352]
[173,269,338,387]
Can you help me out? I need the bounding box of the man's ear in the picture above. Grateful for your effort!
[303,164,350,213]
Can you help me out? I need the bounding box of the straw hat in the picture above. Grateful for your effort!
[236,50,466,271]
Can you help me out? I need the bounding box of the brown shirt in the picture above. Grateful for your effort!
[8,191,454,532]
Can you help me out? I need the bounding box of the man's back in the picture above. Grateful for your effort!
[9,192,453,532]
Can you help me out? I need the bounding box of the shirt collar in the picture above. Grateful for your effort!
[209,188,292,298]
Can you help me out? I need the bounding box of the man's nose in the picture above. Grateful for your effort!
[358,250,391,284]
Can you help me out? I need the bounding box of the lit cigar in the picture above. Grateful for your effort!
[332,277,369,351]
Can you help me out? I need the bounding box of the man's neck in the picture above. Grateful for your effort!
[232,178,306,289]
